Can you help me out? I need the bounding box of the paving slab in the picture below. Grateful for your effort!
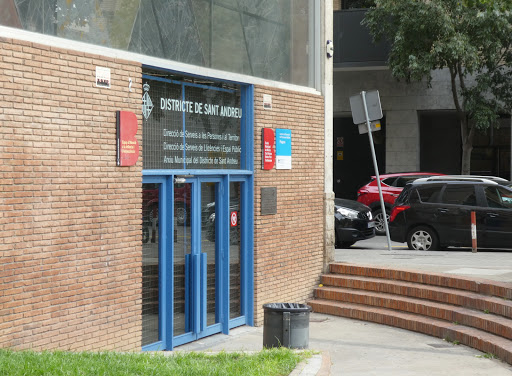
[176,313,512,375]
[176,240,512,374]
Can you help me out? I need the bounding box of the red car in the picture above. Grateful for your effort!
[356,172,444,235]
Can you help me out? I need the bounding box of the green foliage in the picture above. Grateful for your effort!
[477,352,499,359]
[0,348,310,376]
[363,0,512,173]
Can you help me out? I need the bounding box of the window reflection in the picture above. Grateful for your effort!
[4,0,315,87]
[142,183,159,346]
[229,182,242,319]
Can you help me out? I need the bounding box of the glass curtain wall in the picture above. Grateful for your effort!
[1,0,317,87]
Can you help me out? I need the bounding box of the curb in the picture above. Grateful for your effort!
[289,351,331,376]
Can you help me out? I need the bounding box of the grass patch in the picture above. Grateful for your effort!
[0,348,311,376]
[476,353,498,360]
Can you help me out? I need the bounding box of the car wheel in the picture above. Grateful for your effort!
[373,208,390,236]
[407,226,439,251]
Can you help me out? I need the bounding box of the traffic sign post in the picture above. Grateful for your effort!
[350,90,392,252]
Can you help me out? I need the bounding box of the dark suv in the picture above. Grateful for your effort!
[389,177,512,251]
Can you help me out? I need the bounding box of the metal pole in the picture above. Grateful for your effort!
[361,91,393,252]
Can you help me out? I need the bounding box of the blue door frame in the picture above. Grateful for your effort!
[141,70,254,351]
[141,173,254,351]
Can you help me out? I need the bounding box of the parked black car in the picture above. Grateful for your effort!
[335,198,375,248]
[389,177,512,251]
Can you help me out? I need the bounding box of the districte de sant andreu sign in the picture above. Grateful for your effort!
[142,77,242,170]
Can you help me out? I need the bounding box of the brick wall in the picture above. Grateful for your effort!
[0,37,143,351]
[253,86,325,325]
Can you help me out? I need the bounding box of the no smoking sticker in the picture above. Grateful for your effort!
[230,211,238,227]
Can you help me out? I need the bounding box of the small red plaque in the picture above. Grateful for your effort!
[262,128,275,170]
[116,111,139,166]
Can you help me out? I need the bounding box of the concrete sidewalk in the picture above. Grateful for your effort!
[176,243,512,375]
[336,242,512,282]
[176,313,512,375]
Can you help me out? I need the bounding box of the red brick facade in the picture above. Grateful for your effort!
[0,37,326,349]
[0,37,143,351]
[253,86,325,325]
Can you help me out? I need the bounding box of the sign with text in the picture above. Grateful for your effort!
[275,129,292,170]
[96,66,111,88]
[142,77,242,170]
[358,121,381,134]
[116,111,139,166]
[262,128,275,170]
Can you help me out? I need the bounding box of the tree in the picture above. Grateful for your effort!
[363,0,512,174]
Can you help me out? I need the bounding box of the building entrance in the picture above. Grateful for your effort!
[141,68,253,350]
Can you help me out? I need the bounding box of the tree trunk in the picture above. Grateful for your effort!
[461,140,473,175]
[459,116,474,175]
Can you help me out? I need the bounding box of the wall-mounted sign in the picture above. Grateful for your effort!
[358,121,381,134]
[96,66,111,88]
[116,111,139,166]
[142,78,242,170]
[261,187,277,215]
[263,94,272,109]
[262,128,275,170]
[275,129,291,170]
[337,151,344,160]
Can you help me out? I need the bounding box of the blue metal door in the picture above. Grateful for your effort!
[172,176,223,346]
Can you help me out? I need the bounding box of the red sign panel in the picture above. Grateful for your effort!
[262,128,275,170]
[116,111,140,166]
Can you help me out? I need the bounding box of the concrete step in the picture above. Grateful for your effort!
[309,299,512,366]
[320,274,512,319]
[330,263,512,300]
[315,286,512,340]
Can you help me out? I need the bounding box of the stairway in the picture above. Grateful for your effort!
[308,263,512,365]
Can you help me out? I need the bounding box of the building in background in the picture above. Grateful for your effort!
[0,0,334,351]
[332,1,511,201]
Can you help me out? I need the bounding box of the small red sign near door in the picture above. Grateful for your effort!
[230,211,238,227]
[116,110,139,166]
[262,128,275,170]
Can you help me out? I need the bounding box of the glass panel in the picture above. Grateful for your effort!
[201,182,218,326]
[485,186,512,209]
[174,182,192,336]
[3,0,317,87]
[229,182,242,319]
[418,186,443,203]
[441,186,476,206]
[142,183,160,346]
[211,5,251,76]
[142,75,242,171]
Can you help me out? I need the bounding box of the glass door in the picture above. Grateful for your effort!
[172,177,222,346]
[142,174,251,350]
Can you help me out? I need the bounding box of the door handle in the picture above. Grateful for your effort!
[487,213,499,218]
[437,208,449,213]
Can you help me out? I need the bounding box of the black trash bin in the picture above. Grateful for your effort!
[262,303,312,349]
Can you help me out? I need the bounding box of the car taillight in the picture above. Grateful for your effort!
[390,205,410,222]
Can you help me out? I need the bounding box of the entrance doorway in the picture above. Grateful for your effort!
[333,117,386,200]
[142,175,248,350]
[140,69,254,350]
